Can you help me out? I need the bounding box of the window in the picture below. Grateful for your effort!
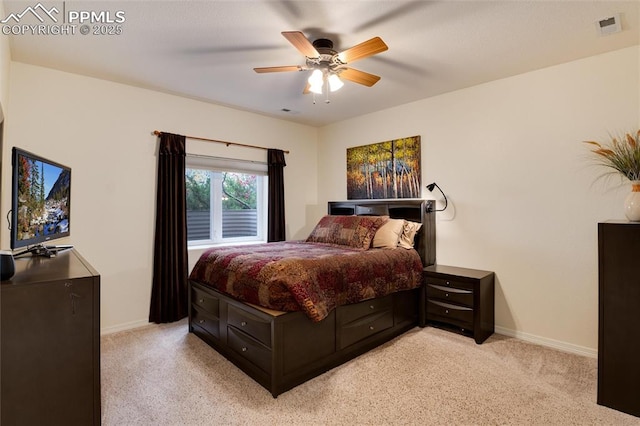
[186,155,267,245]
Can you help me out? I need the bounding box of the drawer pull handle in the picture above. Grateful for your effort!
[445,310,449,314]
[198,298,204,303]
[241,347,247,352]
[241,321,247,327]
[445,293,449,297]
[446,281,450,286]
[199,319,205,324]
[369,326,375,330]
[369,305,375,310]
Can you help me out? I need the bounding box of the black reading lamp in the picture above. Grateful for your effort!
[426,182,448,212]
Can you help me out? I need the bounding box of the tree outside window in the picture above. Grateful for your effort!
[186,167,265,244]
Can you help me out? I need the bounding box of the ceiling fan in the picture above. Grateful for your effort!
[253,31,388,98]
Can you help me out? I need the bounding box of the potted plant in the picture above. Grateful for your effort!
[585,130,640,221]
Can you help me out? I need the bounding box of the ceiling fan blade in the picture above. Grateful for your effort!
[282,31,319,58]
[337,37,388,63]
[339,68,381,87]
[253,66,302,73]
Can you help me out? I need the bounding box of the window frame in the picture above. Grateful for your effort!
[185,155,268,247]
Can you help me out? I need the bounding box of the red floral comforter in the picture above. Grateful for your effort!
[189,241,423,322]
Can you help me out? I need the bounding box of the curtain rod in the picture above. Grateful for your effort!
[153,130,289,154]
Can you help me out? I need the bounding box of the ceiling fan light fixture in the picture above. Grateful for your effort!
[308,69,323,87]
[309,82,323,95]
[328,73,344,92]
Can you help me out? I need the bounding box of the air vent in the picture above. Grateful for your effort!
[280,108,299,115]
[597,14,622,36]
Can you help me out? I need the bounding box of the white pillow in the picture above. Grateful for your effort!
[372,218,405,249]
[398,220,422,249]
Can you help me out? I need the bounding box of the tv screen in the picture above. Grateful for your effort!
[11,148,71,250]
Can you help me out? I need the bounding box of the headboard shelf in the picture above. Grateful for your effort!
[328,199,436,266]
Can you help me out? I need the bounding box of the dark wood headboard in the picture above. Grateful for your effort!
[328,199,436,266]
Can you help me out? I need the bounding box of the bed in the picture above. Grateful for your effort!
[188,199,435,397]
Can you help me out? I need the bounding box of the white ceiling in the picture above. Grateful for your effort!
[3,0,639,127]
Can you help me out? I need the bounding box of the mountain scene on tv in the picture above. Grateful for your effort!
[16,155,70,242]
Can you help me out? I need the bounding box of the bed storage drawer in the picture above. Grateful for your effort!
[337,296,394,349]
[338,311,394,349]
[192,306,221,339]
[227,327,272,373]
[338,296,392,324]
[228,305,272,347]
[192,286,220,317]
[189,280,422,398]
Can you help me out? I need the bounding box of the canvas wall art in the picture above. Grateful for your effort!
[346,135,421,200]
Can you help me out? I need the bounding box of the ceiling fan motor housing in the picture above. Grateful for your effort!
[308,38,345,71]
[312,38,335,53]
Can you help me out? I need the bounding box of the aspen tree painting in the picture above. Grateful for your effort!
[347,136,421,199]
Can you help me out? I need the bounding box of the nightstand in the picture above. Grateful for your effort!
[421,264,495,344]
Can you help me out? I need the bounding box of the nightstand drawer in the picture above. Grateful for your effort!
[425,276,474,292]
[426,299,473,328]
[426,284,473,307]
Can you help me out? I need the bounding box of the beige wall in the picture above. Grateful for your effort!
[0,1,9,233]
[1,63,318,332]
[0,0,9,112]
[3,44,639,353]
[315,46,640,355]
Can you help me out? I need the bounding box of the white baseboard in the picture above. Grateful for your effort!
[495,326,597,358]
[99,319,597,358]
[100,319,151,336]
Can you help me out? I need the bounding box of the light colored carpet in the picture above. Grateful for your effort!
[101,320,639,425]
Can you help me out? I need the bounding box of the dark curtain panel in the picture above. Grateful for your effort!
[267,149,286,242]
[149,132,189,323]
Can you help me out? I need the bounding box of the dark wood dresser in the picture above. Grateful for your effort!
[1,249,101,425]
[422,264,495,344]
[598,221,640,417]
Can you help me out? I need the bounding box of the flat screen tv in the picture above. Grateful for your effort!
[10,148,71,251]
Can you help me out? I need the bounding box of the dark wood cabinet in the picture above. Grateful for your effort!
[598,221,640,417]
[1,249,100,425]
[421,264,495,344]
